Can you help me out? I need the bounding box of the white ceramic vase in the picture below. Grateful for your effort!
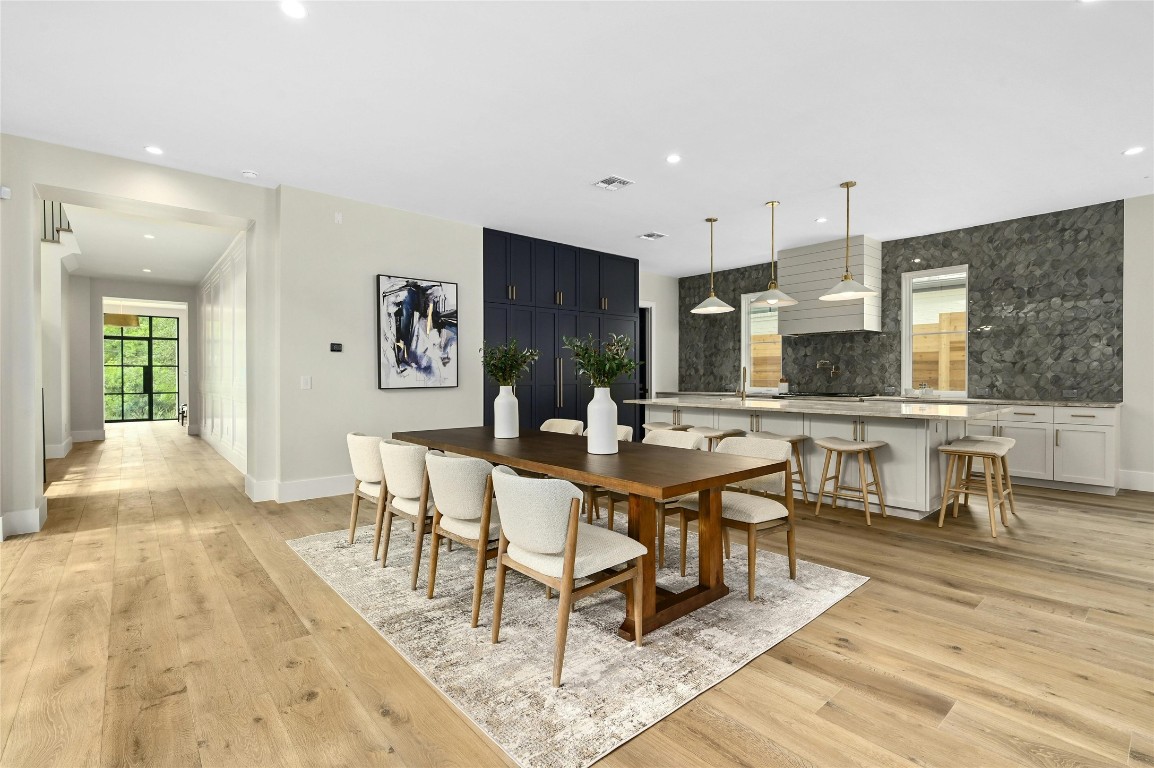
[494,386,519,439]
[586,387,618,454]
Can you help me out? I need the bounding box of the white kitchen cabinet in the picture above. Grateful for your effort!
[1054,424,1116,486]
[860,416,933,512]
[964,419,999,439]
[753,412,806,438]
[717,409,755,432]
[997,421,1055,480]
[644,405,675,426]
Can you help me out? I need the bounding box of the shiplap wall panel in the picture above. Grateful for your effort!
[199,232,247,472]
[777,236,882,334]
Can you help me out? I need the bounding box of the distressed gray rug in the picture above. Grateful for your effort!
[288,518,866,768]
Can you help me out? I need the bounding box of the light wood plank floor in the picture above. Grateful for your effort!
[2,422,1151,767]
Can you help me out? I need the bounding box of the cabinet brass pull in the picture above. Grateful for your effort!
[1070,414,1095,419]
[559,359,564,407]
[1013,412,1035,416]
[513,285,517,301]
[559,291,563,305]
[1055,429,1060,447]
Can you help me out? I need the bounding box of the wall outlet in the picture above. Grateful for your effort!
[974,387,991,397]
[1063,389,1080,399]
[330,342,342,352]
[300,376,312,390]
[334,212,343,224]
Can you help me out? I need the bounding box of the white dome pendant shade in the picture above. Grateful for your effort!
[691,217,735,314]
[751,200,797,307]
[819,181,879,302]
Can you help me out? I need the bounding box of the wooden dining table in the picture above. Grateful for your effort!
[392,426,787,640]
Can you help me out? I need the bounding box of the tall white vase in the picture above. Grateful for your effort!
[586,387,618,455]
[494,386,519,439]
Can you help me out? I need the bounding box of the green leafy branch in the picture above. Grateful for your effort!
[480,339,540,386]
[563,333,636,388]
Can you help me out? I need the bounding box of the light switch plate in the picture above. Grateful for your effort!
[300,376,312,390]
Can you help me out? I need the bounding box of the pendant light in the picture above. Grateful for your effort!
[103,299,140,328]
[819,180,878,301]
[751,200,797,307]
[690,217,734,314]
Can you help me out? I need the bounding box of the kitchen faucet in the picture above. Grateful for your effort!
[736,366,748,401]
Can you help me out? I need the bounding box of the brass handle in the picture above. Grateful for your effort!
[559,359,564,407]
[559,290,564,305]
[556,359,561,407]
[1070,414,1095,419]
[1055,429,1060,447]
[750,414,756,431]
[1013,412,1035,416]
[513,285,517,301]
[507,285,512,300]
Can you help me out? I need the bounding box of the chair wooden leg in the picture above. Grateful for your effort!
[491,557,507,644]
[815,449,832,516]
[831,452,844,509]
[939,454,956,528]
[426,513,442,600]
[545,585,552,599]
[470,540,487,628]
[868,449,887,517]
[962,456,973,506]
[983,457,998,538]
[857,452,871,526]
[1002,456,1017,515]
[747,525,757,601]
[348,488,361,545]
[792,443,809,503]
[679,514,689,577]
[372,493,386,560]
[991,456,1009,528]
[379,507,395,568]
[553,579,574,688]
[631,560,644,648]
[411,513,427,589]
[952,455,966,518]
[785,525,797,580]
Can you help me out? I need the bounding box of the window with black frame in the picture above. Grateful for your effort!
[103,315,179,422]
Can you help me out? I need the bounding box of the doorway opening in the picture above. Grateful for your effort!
[102,304,183,422]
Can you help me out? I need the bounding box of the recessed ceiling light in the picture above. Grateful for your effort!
[280,1,307,19]
[143,234,155,239]
[1123,146,1145,156]
[144,146,164,155]
[142,268,152,273]
[666,154,681,164]
[815,217,828,223]
[241,169,259,178]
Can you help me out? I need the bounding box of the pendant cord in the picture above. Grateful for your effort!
[709,219,715,295]
[771,202,777,285]
[844,182,851,276]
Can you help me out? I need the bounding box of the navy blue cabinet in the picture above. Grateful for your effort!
[483,230,534,305]
[578,249,638,316]
[532,242,578,310]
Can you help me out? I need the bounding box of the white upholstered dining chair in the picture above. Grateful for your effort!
[674,436,796,599]
[540,418,584,435]
[424,452,502,627]
[346,433,385,547]
[376,439,435,590]
[490,467,646,687]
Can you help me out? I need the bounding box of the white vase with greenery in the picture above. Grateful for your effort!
[480,340,539,439]
[564,333,637,455]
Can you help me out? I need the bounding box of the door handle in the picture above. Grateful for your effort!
[559,290,563,305]
[512,285,517,301]
[1055,429,1060,447]
[559,358,564,407]
[507,285,512,301]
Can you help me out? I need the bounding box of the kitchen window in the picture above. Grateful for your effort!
[901,265,968,397]
[740,293,783,392]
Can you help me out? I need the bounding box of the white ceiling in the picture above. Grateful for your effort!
[4,1,1152,277]
[63,205,241,284]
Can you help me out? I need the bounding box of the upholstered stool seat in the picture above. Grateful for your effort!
[813,437,888,524]
[744,431,812,502]
[937,438,1016,536]
[642,421,692,433]
[688,426,744,451]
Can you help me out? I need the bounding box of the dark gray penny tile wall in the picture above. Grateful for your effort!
[679,201,1124,402]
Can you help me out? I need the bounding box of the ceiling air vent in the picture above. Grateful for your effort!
[638,232,667,241]
[592,175,635,190]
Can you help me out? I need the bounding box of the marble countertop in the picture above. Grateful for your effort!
[655,392,1121,408]
[628,396,1009,421]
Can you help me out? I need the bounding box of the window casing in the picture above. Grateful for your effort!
[740,293,783,392]
[901,265,968,397]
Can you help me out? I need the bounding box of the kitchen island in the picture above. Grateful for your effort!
[627,395,1010,519]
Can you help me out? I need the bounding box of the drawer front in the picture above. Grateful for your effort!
[1054,406,1118,426]
[999,406,1053,424]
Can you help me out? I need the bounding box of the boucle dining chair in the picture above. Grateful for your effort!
[490,467,646,687]
[424,452,501,627]
[540,418,584,435]
[376,439,435,590]
[674,436,796,600]
[346,433,385,547]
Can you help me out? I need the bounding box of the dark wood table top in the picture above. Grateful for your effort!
[392,426,784,500]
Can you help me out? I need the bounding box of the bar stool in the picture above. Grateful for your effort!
[743,432,811,503]
[688,426,744,451]
[813,437,888,525]
[642,421,692,434]
[938,439,1014,537]
[952,435,1018,518]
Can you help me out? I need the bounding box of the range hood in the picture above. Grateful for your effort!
[775,235,882,335]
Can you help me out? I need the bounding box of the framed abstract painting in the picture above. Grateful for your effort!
[376,274,459,389]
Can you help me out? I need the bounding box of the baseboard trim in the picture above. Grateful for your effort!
[245,476,276,502]
[1009,477,1119,496]
[186,423,201,436]
[72,429,105,443]
[275,474,354,504]
[1118,469,1154,493]
[199,433,247,474]
[1,496,47,539]
[45,437,73,459]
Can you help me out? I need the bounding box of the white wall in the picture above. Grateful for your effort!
[273,186,482,501]
[68,276,102,441]
[1122,194,1154,491]
[199,233,247,473]
[639,270,680,395]
[40,247,72,458]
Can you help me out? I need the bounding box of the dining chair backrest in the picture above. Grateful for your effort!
[582,425,634,442]
[642,430,705,450]
[379,439,428,499]
[491,467,581,555]
[540,419,584,435]
[716,436,790,495]
[425,451,494,521]
[347,433,385,483]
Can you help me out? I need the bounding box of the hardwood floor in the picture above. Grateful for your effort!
[2,421,1151,767]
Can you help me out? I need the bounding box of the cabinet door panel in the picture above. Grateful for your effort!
[508,236,534,304]
[533,383,558,428]
[861,417,927,512]
[508,307,535,386]
[532,241,556,308]
[1054,425,1114,486]
[533,310,558,386]
[555,246,578,309]
[601,254,639,316]
[578,249,602,313]
[483,230,510,304]
[998,422,1054,480]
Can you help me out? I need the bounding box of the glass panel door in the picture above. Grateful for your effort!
[103,315,180,422]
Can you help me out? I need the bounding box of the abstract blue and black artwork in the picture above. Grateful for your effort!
[376,275,458,389]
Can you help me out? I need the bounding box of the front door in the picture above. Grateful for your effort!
[103,315,180,422]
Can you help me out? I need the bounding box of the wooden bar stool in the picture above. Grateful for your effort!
[813,437,888,525]
[688,426,744,451]
[642,421,692,434]
[939,438,1016,536]
[743,432,811,503]
[953,435,1018,518]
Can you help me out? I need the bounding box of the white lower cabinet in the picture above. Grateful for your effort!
[997,421,1055,481]
[1054,424,1116,486]
[859,417,932,512]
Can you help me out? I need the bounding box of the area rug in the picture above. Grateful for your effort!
[288,517,867,768]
